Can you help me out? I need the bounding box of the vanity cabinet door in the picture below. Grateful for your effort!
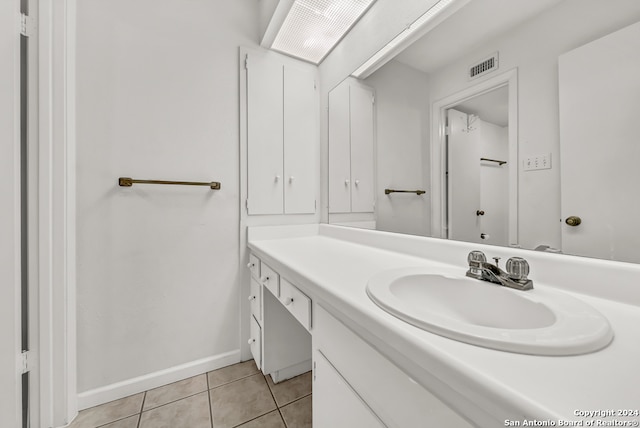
[249,315,262,371]
[249,277,262,323]
[313,350,386,428]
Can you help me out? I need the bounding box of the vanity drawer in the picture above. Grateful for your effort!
[247,253,260,280]
[260,263,280,297]
[249,315,262,370]
[249,277,262,322]
[280,278,311,331]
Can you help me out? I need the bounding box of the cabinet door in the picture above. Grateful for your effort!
[328,82,352,213]
[313,351,386,428]
[249,315,262,370]
[284,65,317,214]
[247,52,284,215]
[350,84,375,213]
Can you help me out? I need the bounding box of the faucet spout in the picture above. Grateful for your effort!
[466,256,534,291]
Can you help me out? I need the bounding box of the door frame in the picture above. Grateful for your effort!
[0,0,24,425]
[430,68,519,246]
[37,0,78,426]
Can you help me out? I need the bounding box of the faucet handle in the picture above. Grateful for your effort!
[467,250,486,265]
[506,257,530,281]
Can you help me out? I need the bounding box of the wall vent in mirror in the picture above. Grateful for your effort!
[469,52,499,80]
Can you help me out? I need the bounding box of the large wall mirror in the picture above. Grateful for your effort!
[327,0,640,264]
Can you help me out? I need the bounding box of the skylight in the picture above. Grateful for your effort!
[271,0,376,64]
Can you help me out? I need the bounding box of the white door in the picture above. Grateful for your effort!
[559,21,640,263]
[447,109,482,243]
[284,64,316,214]
[247,52,284,215]
[350,84,375,213]
[328,81,352,213]
[1,1,23,426]
[313,351,386,428]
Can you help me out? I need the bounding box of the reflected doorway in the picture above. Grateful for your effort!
[431,69,518,247]
[446,85,509,246]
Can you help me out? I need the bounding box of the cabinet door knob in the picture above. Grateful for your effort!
[248,338,256,345]
[246,262,254,269]
[344,179,350,186]
[289,176,295,183]
[355,180,360,186]
[274,175,281,182]
[283,297,294,306]
[248,295,256,301]
[260,276,269,283]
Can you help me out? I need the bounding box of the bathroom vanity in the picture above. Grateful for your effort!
[247,224,640,427]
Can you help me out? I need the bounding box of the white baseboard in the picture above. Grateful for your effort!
[269,359,312,384]
[77,349,241,410]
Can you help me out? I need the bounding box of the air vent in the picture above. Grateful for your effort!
[469,53,499,80]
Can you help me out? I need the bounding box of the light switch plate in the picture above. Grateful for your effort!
[524,153,551,171]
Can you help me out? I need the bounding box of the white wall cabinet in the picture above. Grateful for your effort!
[246,51,317,215]
[329,78,375,213]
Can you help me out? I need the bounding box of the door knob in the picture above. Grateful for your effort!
[565,216,582,227]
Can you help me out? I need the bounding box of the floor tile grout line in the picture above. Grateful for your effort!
[206,372,214,428]
[138,389,210,414]
[278,392,312,410]
[208,371,261,391]
[137,392,146,428]
[262,374,288,428]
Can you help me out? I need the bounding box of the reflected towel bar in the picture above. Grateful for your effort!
[385,189,426,195]
[480,157,507,165]
[118,177,221,190]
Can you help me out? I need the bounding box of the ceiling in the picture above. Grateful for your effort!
[454,85,509,127]
[393,0,564,74]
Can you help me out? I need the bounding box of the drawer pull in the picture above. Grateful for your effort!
[247,262,255,269]
[248,338,256,345]
[284,297,294,306]
[248,295,256,301]
[260,276,270,283]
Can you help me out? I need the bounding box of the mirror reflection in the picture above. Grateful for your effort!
[327,0,640,263]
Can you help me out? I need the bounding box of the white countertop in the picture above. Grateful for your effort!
[248,224,640,427]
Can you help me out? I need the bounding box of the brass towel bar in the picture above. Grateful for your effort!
[118,177,221,190]
[385,189,426,195]
[480,157,507,165]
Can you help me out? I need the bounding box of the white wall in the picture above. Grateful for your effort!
[365,61,430,236]
[427,0,640,250]
[76,0,259,406]
[0,0,21,425]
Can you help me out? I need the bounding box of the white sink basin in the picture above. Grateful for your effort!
[366,267,613,355]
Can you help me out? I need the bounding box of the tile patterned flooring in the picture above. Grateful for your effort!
[69,361,312,428]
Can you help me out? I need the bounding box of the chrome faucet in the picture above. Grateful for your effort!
[466,250,533,291]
